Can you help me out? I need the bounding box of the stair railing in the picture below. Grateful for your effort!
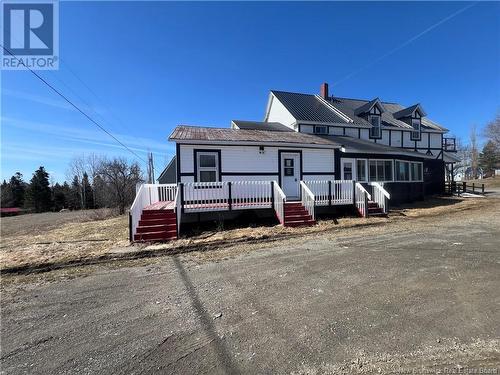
[370,182,390,214]
[272,181,286,224]
[129,184,147,240]
[300,181,315,221]
[355,182,371,217]
[174,185,182,237]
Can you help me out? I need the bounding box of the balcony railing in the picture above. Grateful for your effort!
[442,137,457,152]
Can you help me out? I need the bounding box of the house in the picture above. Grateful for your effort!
[135,83,457,242]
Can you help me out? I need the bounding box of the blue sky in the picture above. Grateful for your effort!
[1,1,499,183]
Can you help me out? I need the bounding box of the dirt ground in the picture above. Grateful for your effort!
[0,195,499,374]
[1,196,496,273]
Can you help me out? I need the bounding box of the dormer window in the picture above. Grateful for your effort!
[314,125,328,135]
[369,115,381,138]
[410,111,421,141]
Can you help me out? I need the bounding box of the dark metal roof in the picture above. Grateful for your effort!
[271,91,348,124]
[270,90,446,131]
[325,136,434,158]
[353,97,386,116]
[169,125,339,147]
[393,103,427,119]
[231,120,293,132]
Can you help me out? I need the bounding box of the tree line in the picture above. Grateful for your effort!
[453,112,500,180]
[1,155,143,215]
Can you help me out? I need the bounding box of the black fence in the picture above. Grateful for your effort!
[445,181,485,195]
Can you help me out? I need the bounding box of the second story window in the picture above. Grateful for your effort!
[411,118,421,141]
[369,115,381,138]
[314,125,328,135]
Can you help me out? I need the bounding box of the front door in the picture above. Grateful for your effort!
[341,158,355,180]
[281,152,300,199]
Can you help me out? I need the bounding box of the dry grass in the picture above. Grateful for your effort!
[1,196,497,272]
[464,176,500,189]
[1,212,128,271]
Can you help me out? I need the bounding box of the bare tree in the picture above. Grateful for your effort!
[484,111,500,148]
[67,155,87,208]
[470,125,479,179]
[97,157,143,214]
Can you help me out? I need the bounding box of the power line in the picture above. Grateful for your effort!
[332,1,480,87]
[1,43,150,166]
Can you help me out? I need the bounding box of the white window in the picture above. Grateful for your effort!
[314,125,328,134]
[395,160,410,181]
[369,160,393,182]
[411,162,423,181]
[356,159,367,182]
[197,152,219,182]
[369,115,381,138]
[411,119,421,140]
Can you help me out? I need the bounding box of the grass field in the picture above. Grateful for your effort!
[1,196,497,273]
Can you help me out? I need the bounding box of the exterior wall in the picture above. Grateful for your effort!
[177,144,336,183]
[157,156,176,184]
[266,95,296,128]
[296,122,446,160]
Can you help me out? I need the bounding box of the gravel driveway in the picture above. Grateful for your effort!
[1,200,499,374]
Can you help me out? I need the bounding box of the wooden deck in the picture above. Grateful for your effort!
[144,201,175,211]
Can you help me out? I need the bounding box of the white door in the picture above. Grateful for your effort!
[341,158,355,180]
[281,153,300,198]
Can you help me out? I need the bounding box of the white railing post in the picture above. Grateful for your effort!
[370,182,391,214]
[273,181,286,224]
[355,182,371,218]
[300,181,315,221]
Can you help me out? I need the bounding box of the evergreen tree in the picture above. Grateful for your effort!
[69,175,82,210]
[52,183,68,211]
[25,167,52,212]
[82,172,94,209]
[479,140,500,175]
[9,172,25,207]
[1,180,13,207]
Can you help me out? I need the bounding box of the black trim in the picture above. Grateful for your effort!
[389,129,392,146]
[221,172,278,176]
[128,213,132,242]
[176,143,181,182]
[277,150,302,193]
[228,182,232,211]
[193,149,222,182]
[358,128,361,138]
[302,172,335,175]
[179,142,335,150]
[180,172,195,176]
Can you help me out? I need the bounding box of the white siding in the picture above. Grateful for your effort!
[430,133,441,149]
[303,149,335,173]
[302,174,335,181]
[345,127,358,137]
[416,132,429,149]
[331,127,344,136]
[402,131,414,148]
[266,95,296,128]
[381,130,390,144]
[178,144,336,183]
[300,124,314,134]
[360,129,370,140]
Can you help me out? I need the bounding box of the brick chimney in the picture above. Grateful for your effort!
[320,82,329,99]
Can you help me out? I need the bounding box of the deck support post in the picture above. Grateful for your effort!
[462,181,466,194]
[472,183,475,193]
[271,181,275,206]
[364,192,369,218]
[228,182,232,211]
[328,180,332,206]
[482,184,484,194]
[179,183,185,213]
[128,212,133,242]
[352,180,356,206]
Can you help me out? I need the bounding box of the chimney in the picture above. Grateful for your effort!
[320,82,329,99]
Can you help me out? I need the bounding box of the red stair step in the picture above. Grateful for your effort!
[134,230,177,241]
[139,217,176,226]
[284,220,316,227]
[136,223,176,233]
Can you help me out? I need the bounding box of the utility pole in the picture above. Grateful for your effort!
[147,152,155,184]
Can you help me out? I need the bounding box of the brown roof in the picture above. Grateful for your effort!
[169,126,339,147]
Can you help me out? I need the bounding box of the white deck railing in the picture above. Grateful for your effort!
[129,183,178,239]
[303,180,354,206]
[300,181,315,220]
[370,182,390,214]
[273,181,286,224]
[355,182,371,217]
[182,181,274,212]
[174,186,181,236]
[231,181,273,209]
